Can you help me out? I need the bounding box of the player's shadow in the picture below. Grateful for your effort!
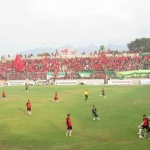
[19,107,26,114]
[46,120,64,135]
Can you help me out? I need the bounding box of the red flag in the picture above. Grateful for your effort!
[14,54,24,72]
[14,55,19,66]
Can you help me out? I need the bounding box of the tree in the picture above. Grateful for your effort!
[99,45,105,52]
[37,52,50,57]
[127,38,150,52]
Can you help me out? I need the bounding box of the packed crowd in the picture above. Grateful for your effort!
[0,52,150,80]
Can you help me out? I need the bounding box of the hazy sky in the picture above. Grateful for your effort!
[0,0,150,56]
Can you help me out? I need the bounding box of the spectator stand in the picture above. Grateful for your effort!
[0,50,150,81]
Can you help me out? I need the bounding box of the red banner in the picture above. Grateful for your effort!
[14,55,24,72]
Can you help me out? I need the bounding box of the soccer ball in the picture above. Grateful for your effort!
[139,135,143,138]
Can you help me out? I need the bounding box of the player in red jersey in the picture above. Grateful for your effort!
[137,115,149,137]
[141,116,150,138]
[2,90,6,100]
[66,114,72,137]
[52,92,59,103]
[26,100,31,116]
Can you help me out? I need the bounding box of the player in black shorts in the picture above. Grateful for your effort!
[84,89,88,101]
[99,88,106,99]
[25,83,28,92]
[92,105,100,121]
[142,116,150,139]
[138,115,150,138]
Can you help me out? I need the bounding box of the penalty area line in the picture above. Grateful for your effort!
[134,99,150,109]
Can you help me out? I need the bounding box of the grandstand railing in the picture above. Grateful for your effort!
[5,70,150,80]
[5,71,106,80]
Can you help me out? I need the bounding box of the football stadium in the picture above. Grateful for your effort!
[0,50,150,150]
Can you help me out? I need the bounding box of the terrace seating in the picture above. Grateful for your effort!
[0,52,149,80]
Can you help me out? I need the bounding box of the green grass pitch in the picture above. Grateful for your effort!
[0,85,150,150]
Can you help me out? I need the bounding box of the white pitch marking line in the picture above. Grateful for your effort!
[134,99,150,109]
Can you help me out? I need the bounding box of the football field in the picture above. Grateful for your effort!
[0,85,150,150]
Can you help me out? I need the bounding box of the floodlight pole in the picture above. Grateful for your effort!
[43,43,45,55]
[109,37,110,50]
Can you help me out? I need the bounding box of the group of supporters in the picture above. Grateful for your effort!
[0,52,150,80]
